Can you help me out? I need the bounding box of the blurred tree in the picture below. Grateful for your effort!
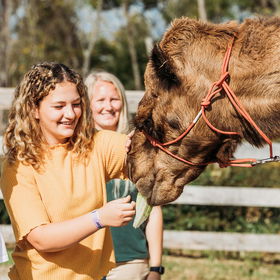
[205,0,236,22]
[89,11,150,89]
[0,0,19,86]
[122,0,142,89]
[113,12,150,89]
[197,0,207,21]
[159,0,198,23]
[80,0,103,76]
[234,0,280,16]
[160,0,280,24]
[10,0,83,85]
[88,0,159,89]
[159,0,237,23]
[121,0,162,89]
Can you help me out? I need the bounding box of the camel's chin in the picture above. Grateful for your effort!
[132,170,183,205]
[148,188,183,206]
[145,182,185,206]
[134,166,204,206]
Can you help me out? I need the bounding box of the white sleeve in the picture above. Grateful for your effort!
[0,232,8,263]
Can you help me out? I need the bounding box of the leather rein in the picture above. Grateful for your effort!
[143,37,280,168]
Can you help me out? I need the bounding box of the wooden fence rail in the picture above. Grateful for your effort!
[0,88,14,110]
[0,88,280,252]
[166,186,280,253]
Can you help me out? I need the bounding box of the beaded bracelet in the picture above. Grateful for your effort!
[91,210,104,229]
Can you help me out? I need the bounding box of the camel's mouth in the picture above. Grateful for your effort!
[133,176,154,202]
[137,176,184,206]
[146,166,206,205]
[148,188,166,206]
[148,183,184,206]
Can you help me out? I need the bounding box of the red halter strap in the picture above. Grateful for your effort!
[143,37,279,168]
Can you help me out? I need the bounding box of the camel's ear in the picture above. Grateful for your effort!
[151,44,180,88]
[216,139,238,164]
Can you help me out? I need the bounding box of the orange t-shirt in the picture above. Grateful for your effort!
[1,130,127,280]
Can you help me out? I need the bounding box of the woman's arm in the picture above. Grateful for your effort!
[145,206,163,279]
[27,196,135,252]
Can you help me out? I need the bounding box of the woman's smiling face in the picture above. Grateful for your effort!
[90,80,123,131]
[35,81,82,145]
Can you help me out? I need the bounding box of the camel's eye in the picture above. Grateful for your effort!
[151,92,158,98]
[152,125,165,142]
[134,114,165,142]
[134,113,154,134]
[143,117,154,134]
[167,118,180,130]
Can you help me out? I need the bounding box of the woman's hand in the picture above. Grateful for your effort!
[98,195,136,227]
[125,130,135,153]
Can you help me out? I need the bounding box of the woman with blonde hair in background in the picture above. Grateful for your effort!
[1,63,135,280]
[85,71,164,280]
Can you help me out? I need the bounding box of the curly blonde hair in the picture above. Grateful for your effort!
[4,62,94,168]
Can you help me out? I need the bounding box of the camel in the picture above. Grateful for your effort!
[127,16,280,206]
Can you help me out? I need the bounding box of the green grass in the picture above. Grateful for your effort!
[162,254,280,280]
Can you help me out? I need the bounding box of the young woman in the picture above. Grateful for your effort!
[85,71,164,280]
[0,63,135,280]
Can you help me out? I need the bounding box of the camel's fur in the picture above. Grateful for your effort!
[127,17,280,205]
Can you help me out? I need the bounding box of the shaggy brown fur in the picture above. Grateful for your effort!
[127,17,280,206]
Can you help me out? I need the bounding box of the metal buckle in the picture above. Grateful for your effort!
[251,156,280,166]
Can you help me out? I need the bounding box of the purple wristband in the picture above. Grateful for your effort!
[91,210,104,229]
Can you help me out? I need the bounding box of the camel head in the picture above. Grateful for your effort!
[127,17,280,206]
